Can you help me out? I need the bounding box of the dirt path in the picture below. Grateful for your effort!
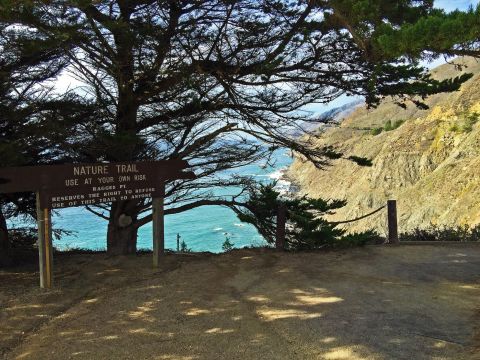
[1,245,479,359]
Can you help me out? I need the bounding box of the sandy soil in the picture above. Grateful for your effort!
[1,245,479,360]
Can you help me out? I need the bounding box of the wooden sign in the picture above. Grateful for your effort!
[40,184,162,209]
[0,160,193,193]
[0,160,196,289]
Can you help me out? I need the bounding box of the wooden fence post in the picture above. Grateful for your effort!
[276,202,286,250]
[36,192,53,288]
[152,196,164,267]
[387,200,399,244]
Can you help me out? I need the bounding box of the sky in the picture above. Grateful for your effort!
[436,0,479,12]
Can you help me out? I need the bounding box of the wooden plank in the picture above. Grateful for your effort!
[36,192,53,288]
[387,200,399,244]
[0,160,194,194]
[152,186,165,267]
[276,202,286,250]
[40,186,164,209]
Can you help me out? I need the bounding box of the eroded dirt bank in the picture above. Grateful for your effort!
[1,245,479,360]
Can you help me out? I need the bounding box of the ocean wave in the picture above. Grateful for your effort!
[245,173,275,178]
[213,227,223,231]
[268,168,286,180]
[266,167,294,195]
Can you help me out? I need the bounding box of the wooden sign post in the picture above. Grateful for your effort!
[36,192,53,288]
[387,200,399,244]
[152,192,165,268]
[0,160,195,288]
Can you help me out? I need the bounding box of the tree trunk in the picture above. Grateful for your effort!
[106,202,139,255]
[105,9,140,256]
[107,222,138,255]
[0,206,12,267]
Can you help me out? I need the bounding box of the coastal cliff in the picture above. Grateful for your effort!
[287,57,480,234]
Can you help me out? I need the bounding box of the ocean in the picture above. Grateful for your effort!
[46,150,293,253]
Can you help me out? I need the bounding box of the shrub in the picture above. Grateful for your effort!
[383,120,393,131]
[222,236,234,252]
[449,123,460,132]
[180,240,192,252]
[237,183,380,250]
[392,119,405,129]
[3,227,38,265]
[1,226,78,267]
[399,224,480,242]
[371,119,404,135]
[336,230,384,248]
[8,227,37,250]
[462,112,479,133]
[384,119,404,132]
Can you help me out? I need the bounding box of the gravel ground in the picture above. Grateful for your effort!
[1,245,479,360]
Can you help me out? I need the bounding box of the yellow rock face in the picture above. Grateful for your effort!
[287,57,480,233]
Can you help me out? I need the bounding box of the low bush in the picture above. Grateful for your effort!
[222,236,234,252]
[371,119,404,135]
[237,183,381,251]
[449,123,460,132]
[337,230,384,248]
[384,119,404,131]
[180,240,192,252]
[399,224,480,242]
[3,227,38,265]
[462,112,479,133]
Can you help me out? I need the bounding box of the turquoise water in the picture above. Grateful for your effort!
[47,151,292,253]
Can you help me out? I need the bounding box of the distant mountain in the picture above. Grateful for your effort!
[287,57,480,232]
[315,98,364,124]
[291,99,363,137]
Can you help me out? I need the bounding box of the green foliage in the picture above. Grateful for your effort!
[449,123,460,133]
[222,236,234,252]
[180,240,191,253]
[383,120,393,132]
[449,112,479,134]
[462,112,479,133]
[2,227,38,266]
[400,224,480,242]
[336,230,384,248]
[384,119,405,131]
[371,119,405,135]
[237,183,379,251]
[375,5,480,60]
[394,119,405,129]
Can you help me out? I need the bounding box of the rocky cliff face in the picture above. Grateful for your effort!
[287,57,480,234]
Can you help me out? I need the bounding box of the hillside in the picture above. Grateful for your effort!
[287,57,480,234]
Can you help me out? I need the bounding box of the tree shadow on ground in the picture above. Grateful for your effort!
[1,246,479,360]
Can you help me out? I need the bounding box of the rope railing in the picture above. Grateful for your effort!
[275,200,398,250]
[329,204,386,225]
